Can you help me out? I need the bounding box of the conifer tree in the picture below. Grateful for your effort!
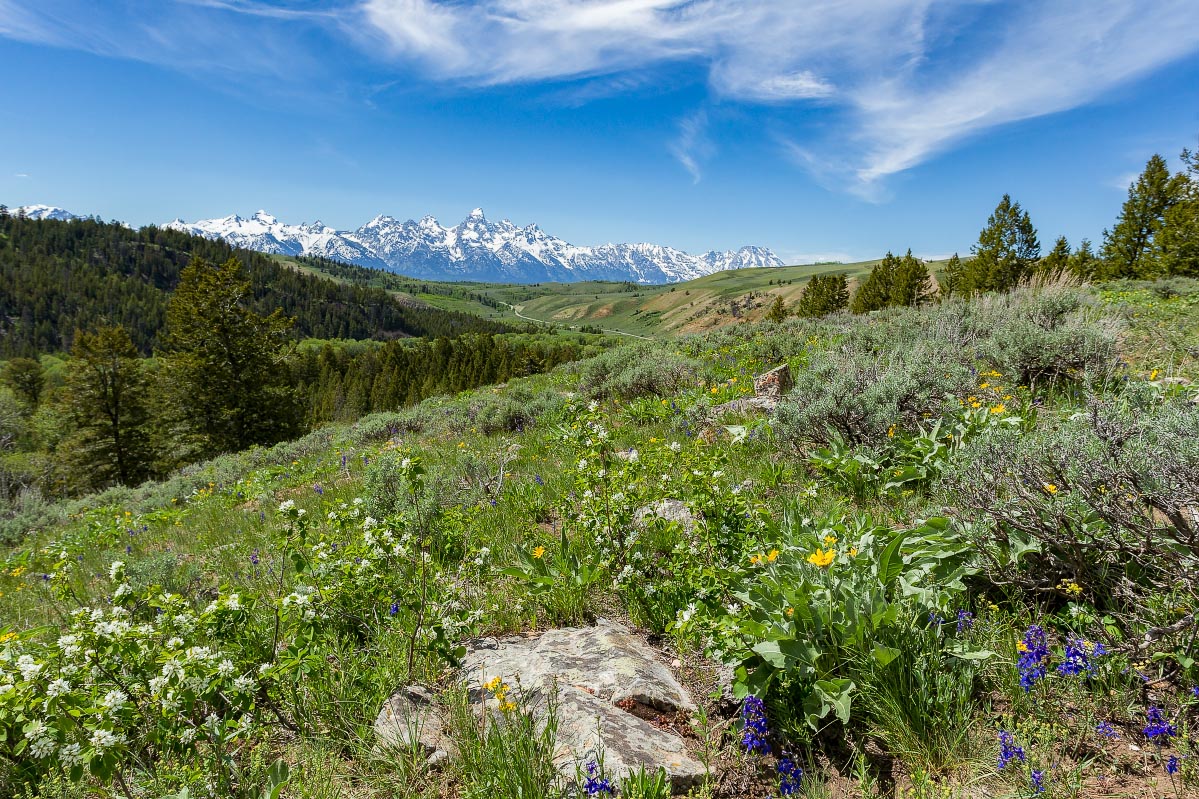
[1154,147,1199,277]
[939,254,965,299]
[1041,236,1072,276]
[163,256,302,458]
[795,274,849,317]
[891,249,932,306]
[964,194,1040,293]
[59,326,154,488]
[850,252,898,313]
[765,294,789,322]
[1101,154,1183,278]
[1069,239,1098,280]
[1,357,44,408]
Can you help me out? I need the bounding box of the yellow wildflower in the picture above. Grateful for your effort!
[0,631,17,643]
[531,546,546,560]
[970,401,981,409]
[990,403,1006,414]
[887,425,895,438]
[1016,641,1029,653]
[1150,369,1159,381]
[710,387,719,394]
[848,547,858,556]
[807,548,835,568]
[9,566,25,578]
[979,382,990,389]
[1042,483,1059,495]
[766,549,779,563]
[785,607,794,617]
[823,535,837,546]
[484,676,502,692]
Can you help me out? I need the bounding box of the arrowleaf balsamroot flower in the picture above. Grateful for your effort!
[806,548,835,568]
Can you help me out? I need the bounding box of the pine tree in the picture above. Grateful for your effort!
[890,249,932,306]
[59,326,154,489]
[1069,239,1098,280]
[795,274,849,317]
[163,256,302,458]
[965,194,1040,293]
[765,294,789,323]
[1041,236,1072,276]
[939,254,965,299]
[851,253,898,313]
[1101,154,1184,278]
[1154,147,1199,277]
[1,357,44,408]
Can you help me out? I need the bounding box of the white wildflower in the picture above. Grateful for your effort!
[669,441,681,453]
[30,736,56,759]
[232,675,256,694]
[17,655,42,680]
[59,742,84,767]
[113,583,132,599]
[217,659,235,677]
[109,561,124,580]
[101,689,127,711]
[89,728,124,753]
[166,637,184,649]
[278,499,296,513]
[46,678,71,698]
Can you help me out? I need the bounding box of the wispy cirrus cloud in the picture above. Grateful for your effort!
[669,110,713,183]
[4,1,1198,195]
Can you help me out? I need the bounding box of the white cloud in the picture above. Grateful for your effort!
[669,110,712,183]
[13,173,30,178]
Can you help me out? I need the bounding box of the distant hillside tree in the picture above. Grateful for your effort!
[1101,154,1184,278]
[1,357,45,408]
[963,194,1040,293]
[796,274,849,317]
[1069,239,1099,280]
[765,294,789,322]
[891,250,933,307]
[850,252,898,313]
[1040,236,1072,276]
[1154,146,1199,277]
[939,254,965,299]
[59,326,154,489]
[164,257,302,459]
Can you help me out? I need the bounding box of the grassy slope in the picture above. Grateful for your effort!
[285,254,955,338]
[3,281,1195,798]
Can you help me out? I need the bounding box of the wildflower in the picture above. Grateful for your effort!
[532,546,546,559]
[887,425,895,438]
[1031,769,1046,794]
[928,611,946,626]
[777,753,803,796]
[1058,580,1083,597]
[59,742,84,767]
[250,549,260,566]
[956,609,974,633]
[1016,625,1049,691]
[1057,638,1104,677]
[990,403,1006,414]
[102,689,128,711]
[389,602,399,617]
[823,534,837,546]
[30,736,56,759]
[1166,755,1180,775]
[741,695,771,754]
[109,561,125,580]
[89,728,124,753]
[233,675,256,694]
[1096,721,1119,740]
[217,659,236,677]
[583,760,615,795]
[1143,706,1176,740]
[997,730,1026,770]
[848,547,858,556]
[1191,686,1198,699]
[46,678,71,697]
[1042,483,1058,495]
[806,548,835,568]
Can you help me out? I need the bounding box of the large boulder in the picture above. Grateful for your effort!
[376,620,706,792]
[753,364,793,400]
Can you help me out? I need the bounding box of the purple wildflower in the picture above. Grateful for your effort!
[582,761,614,796]
[1031,770,1045,794]
[1017,626,1049,691]
[313,484,323,495]
[741,696,771,754]
[250,549,260,566]
[1165,755,1180,775]
[1095,721,1119,740]
[777,753,803,796]
[1057,638,1104,677]
[997,731,1026,770]
[1144,707,1176,740]
[389,601,399,617]
[534,474,544,486]
[956,609,974,633]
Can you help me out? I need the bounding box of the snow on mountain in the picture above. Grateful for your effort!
[9,204,80,221]
[165,208,785,284]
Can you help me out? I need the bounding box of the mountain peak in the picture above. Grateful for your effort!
[468,207,485,220]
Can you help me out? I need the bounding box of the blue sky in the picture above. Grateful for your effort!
[1,0,1197,263]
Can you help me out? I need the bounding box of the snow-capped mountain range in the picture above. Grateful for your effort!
[164,208,784,283]
[9,205,784,283]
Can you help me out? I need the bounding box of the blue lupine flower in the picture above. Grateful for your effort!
[389,601,400,617]
[1192,686,1199,699]
[997,731,1026,770]
[741,695,771,754]
[1057,638,1104,677]
[777,753,803,796]
[534,474,544,486]
[1165,755,1180,775]
[313,484,323,495]
[1017,626,1049,691]
[956,609,974,633]
[1144,707,1176,740]
[582,760,614,795]
[1095,721,1119,740]
[1031,770,1045,793]
[928,611,946,626]
[250,549,260,566]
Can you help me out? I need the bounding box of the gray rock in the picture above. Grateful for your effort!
[633,499,699,534]
[373,684,454,767]
[753,364,793,399]
[710,396,778,417]
[457,620,706,792]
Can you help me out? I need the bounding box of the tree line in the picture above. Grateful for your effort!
[779,142,1199,318]
[0,212,510,357]
[0,256,598,499]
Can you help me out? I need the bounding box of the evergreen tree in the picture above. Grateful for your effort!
[891,249,932,306]
[59,326,154,489]
[1101,154,1183,278]
[965,194,1040,293]
[164,257,302,458]
[851,252,898,313]
[1069,239,1099,280]
[765,294,789,323]
[795,274,849,317]
[1040,236,1072,276]
[939,254,965,299]
[1154,147,1199,277]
